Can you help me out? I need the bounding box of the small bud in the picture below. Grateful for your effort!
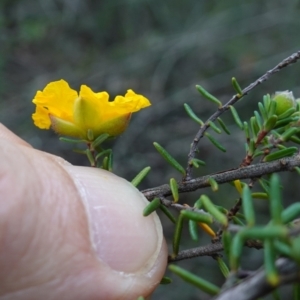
[272,91,295,116]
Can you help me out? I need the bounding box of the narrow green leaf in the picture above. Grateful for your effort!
[169,265,220,295]
[263,94,271,112]
[205,132,226,152]
[95,149,112,161]
[107,151,113,171]
[254,111,262,130]
[143,198,161,216]
[201,195,228,226]
[240,226,288,240]
[102,156,109,170]
[59,137,87,144]
[268,99,277,118]
[91,133,110,148]
[85,148,95,167]
[243,121,250,139]
[189,220,198,241]
[159,205,176,224]
[229,105,244,130]
[273,240,292,257]
[160,277,172,284]
[258,102,268,121]
[136,297,145,300]
[208,177,219,192]
[216,257,230,278]
[153,142,186,175]
[281,203,300,224]
[184,103,204,125]
[264,115,278,132]
[263,147,298,162]
[131,166,151,187]
[250,116,259,138]
[259,178,270,193]
[294,166,300,175]
[232,216,245,226]
[181,209,213,224]
[222,230,232,258]
[87,129,94,141]
[264,239,279,286]
[173,214,184,256]
[217,118,231,135]
[269,174,283,225]
[170,178,179,202]
[252,150,264,159]
[275,116,298,129]
[277,107,296,120]
[230,234,244,271]
[289,135,300,144]
[251,192,268,200]
[280,127,300,142]
[242,185,255,227]
[231,77,243,96]
[191,158,206,168]
[208,121,222,134]
[196,85,222,107]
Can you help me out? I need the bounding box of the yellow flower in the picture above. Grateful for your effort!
[32,80,151,140]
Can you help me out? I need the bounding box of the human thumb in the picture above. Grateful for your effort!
[0,125,167,300]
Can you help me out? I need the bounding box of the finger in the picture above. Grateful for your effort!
[0,139,167,300]
[0,123,32,147]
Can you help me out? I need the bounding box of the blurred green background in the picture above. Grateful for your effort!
[1,0,300,299]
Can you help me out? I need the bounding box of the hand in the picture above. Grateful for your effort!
[0,124,167,300]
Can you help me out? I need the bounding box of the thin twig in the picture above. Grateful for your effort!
[184,50,300,181]
[213,258,300,300]
[142,153,300,201]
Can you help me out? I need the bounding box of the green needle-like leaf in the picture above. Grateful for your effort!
[85,148,95,167]
[196,85,222,107]
[59,137,87,144]
[159,205,176,224]
[131,166,151,187]
[264,239,279,286]
[216,257,230,278]
[277,107,296,120]
[230,234,244,271]
[281,203,300,224]
[143,198,161,216]
[231,77,243,96]
[205,133,226,152]
[191,158,206,168]
[201,195,228,226]
[173,214,184,256]
[242,185,255,227]
[208,177,219,192]
[189,220,199,241]
[91,133,110,148]
[229,105,244,130]
[170,178,179,202]
[217,117,231,135]
[153,142,186,175]
[184,103,204,125]
[169,265,220,295]
[263,147,298,162]
[208,121,222,134]
[264,115,278,132]
[181,210,213,224]
[222,230,232,258]
[258,101,268,120]
[160,277,172,284]
[269,174,283,225]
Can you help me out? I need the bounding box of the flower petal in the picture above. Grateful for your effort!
[32,80,78,123]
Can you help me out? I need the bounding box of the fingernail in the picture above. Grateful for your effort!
[64,166,163,273]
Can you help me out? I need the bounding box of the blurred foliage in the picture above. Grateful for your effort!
[1,0,300,299]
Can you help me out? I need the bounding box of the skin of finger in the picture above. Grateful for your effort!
[0,138,167,299]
